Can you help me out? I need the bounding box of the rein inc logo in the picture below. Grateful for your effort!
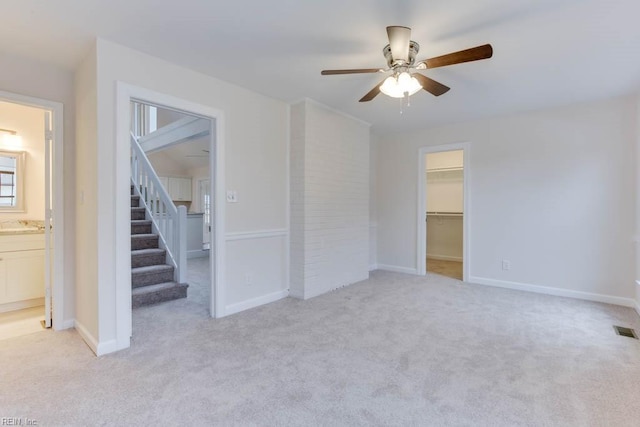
[1,418,38,426]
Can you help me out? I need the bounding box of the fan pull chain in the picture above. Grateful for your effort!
[400,91,411,114]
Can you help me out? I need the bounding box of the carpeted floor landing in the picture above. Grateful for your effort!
[2,270,640,426]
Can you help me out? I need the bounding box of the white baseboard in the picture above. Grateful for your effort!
[470,276,636,308]
[225,289,289,316]
[427,254,463,262]
[377,264,419,275]
[634,281,640,317]
[289,289,304,300]
[369,264,378,271]
[74,320,99,355]
[0,298,44,314]
[60,319,75,330]
[74,320,118,356]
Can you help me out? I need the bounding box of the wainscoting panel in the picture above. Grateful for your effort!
[224,231,288,312]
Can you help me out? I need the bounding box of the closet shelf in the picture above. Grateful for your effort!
[426,166,463,173]
[426,212,463,217]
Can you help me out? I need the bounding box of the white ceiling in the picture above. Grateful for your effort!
[2,0,640,133]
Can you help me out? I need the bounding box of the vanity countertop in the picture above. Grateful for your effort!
[0,219,46,235]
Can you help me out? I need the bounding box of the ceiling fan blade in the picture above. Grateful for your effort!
[321,68,383,75]
[359,80,385,102]
[422,44,493,69]
[386,26,411,63]
[413,73,450,96]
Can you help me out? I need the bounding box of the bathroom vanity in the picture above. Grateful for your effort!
[0,220,45,312]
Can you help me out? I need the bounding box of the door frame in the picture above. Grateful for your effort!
[0,90,65,329]
[417,142,470,280]
[116,83,226,344]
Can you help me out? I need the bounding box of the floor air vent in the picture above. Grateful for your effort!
[613,325,638,339]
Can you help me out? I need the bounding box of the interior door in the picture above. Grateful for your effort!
[43,110,53,328]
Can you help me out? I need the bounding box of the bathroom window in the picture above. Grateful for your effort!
[0,170,15,206]
[0,151,25,211]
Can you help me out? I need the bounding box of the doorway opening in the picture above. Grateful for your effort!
[0,92,64,340]
[130,100,213,313]
[116,83,225,350]
[425,150,464,280]
[417,144,469,281]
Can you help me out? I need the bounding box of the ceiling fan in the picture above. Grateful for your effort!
[321,26,493,102]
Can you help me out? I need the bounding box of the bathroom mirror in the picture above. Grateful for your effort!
[0,150,25,211]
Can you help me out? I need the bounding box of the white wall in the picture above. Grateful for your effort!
[76,39,289,352]
[290,99,370,299]
[376,95,637,304]
[635,92,640,314]
[74,45,99,342]
[0,51,76,327]
[0,101,45,219]
[147,151,189,176]
[369,132,378,270]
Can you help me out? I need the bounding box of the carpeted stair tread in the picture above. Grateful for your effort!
[131,281,188,308]
[131,234,159,250]
[131,220,153,235]
[131,264,174,288]
[132,264,174,274]
[131,207,146,220]
[131,248,165,256]
[129,183,187,306]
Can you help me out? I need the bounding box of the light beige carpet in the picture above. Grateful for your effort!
[2,270,640,426]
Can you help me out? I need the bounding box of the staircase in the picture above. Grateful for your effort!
[130,188,188,308]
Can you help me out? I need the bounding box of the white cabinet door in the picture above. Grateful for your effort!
[177,177,192,201]
[1,249,45,304]
[168,177,192,201]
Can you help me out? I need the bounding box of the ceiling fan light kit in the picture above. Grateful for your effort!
[321,25,493,104]
[379,71,422,98]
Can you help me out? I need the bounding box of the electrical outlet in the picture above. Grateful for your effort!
[502,260,511,271]
[226,190,238,203]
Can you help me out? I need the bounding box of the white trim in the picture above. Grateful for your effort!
[284,104,291,308]
[116,82,227,340]
[635,280,640,317]
[0,298,44,314]
[225,289,289,316]
[138,116,209,153]
[0,90,65,331]
[417,143,470,282]
[74,320,97,353]
[290,98,372,128]
[61,319,75,330]
[289,289,304,299]
[377,264,419,275]
[225,229,288,241]
[369,264,379,271]
[470,276,636,308]
[427,254,463,262]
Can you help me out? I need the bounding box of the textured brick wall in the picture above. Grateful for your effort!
[290,100,370,299]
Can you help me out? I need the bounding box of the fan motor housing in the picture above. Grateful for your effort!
[383,40,420,67]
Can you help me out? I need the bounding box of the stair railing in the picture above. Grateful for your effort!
[130,132,187,283]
